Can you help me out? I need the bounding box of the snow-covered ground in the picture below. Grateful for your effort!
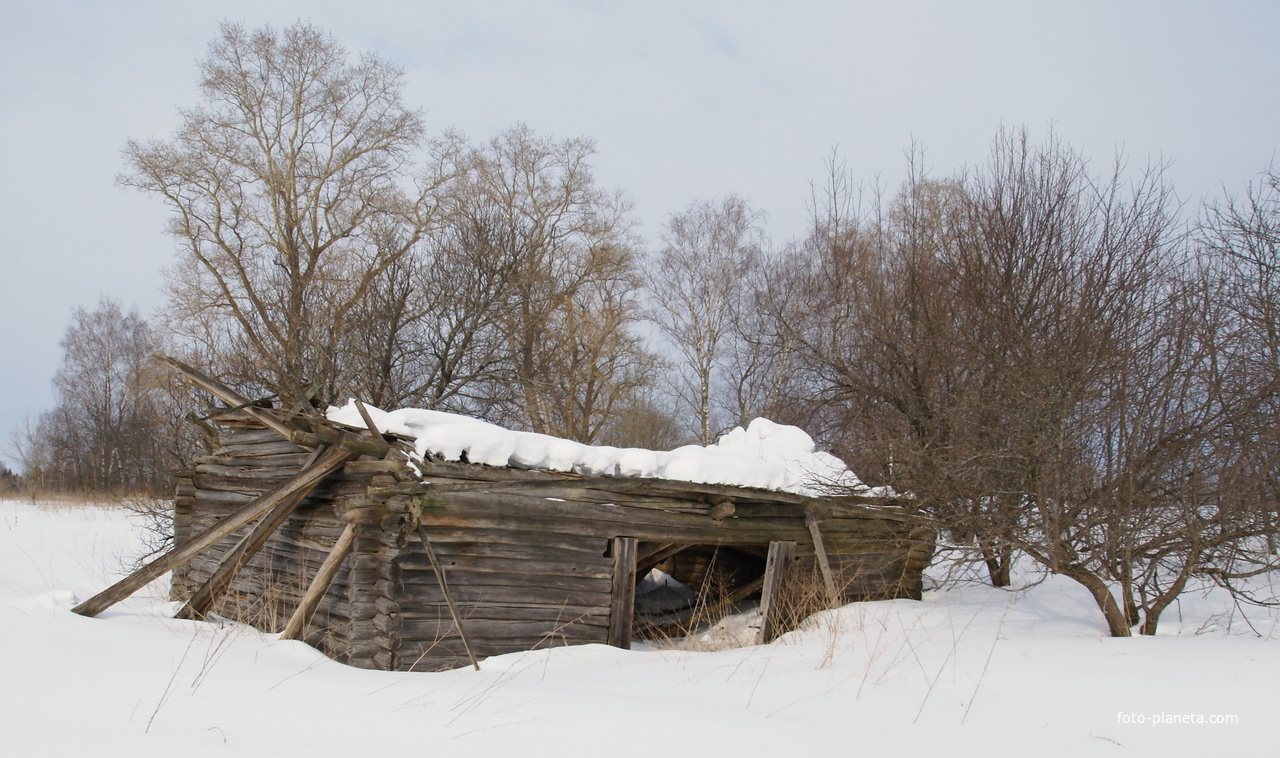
[1,498,1273,756]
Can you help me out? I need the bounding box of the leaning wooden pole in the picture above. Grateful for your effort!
[805,512,840,607]
[175,445,356,620]
[279,523,357,641]
[415,524,480,671]
[72,457,343,618]
[757,540,797,644]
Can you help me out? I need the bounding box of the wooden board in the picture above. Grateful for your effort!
[608,537,637,649]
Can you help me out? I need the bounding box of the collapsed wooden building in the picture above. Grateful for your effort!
[74,359,934,672]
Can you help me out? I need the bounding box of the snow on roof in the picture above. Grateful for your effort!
[326,401,884,498]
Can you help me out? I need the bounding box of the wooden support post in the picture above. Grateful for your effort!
[71,445,353,618]
[757,540,796,645]
[608,536,638,650]
[805,512,840,607]
[415,524,480,671]
[175,445,356,620]
[279,523,356,641]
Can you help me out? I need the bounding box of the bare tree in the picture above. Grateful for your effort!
[777,131,1277,637]
[1195,167,1280,583]
[448,124,648,441]
[14,298,187,494]
[123,21,453,404]
[338,179,519,413]
[648,195,765,445]
[720,243,817,433]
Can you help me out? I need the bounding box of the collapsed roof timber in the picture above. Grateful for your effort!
[74,357,934,672]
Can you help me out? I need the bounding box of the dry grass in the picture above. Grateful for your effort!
[639,560,859,653]
[3,490,128,510]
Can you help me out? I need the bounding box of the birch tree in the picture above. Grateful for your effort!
[15,298,182,493]
[649,195,764,445]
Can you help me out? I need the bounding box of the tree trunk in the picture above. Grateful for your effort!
[980,542,1012,587]
[1139,564,1196,636]
[1061,565,1132,637]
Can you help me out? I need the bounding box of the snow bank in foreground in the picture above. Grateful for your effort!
[5,500,1274,758]
[327,402,881,497]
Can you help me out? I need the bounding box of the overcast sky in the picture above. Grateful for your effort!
[2,1,1278,466]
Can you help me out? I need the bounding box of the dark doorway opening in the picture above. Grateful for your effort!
[632,543,769,636]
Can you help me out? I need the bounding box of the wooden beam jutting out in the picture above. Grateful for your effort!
[707,496,736,521]
[608,536,638,649]
[757,540,797,645]
[156,354,298,441]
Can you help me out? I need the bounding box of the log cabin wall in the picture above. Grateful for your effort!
[173,419,934,672]
[171,424,358,663]
[389,497,615,671]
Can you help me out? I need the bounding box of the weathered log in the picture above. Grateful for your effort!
[757,540,796,644]
[291,429,395,458]
[608,536,637,649]
[378,583,610,608]
[344,460,416,477]
[397,553,611,578]
[400,537,606,563]
[280,522,356,641]
[417,500,815,545]
[399,568,612,594]
[397,603,611,623]
[215,427,288,445]
[212,442,310,459]
[805,511,839,607]
[194,462,310,479]
[176,445,357,620]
